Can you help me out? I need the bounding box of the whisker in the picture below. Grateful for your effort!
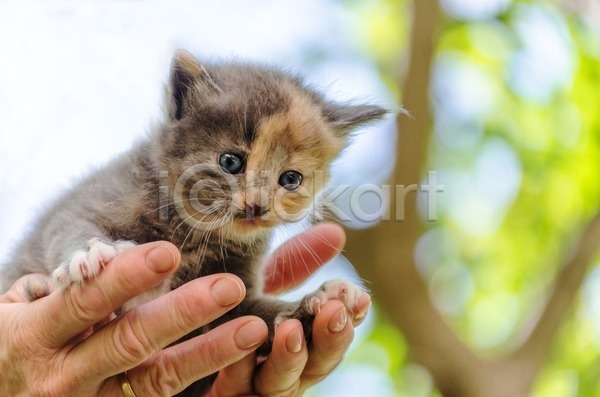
[307,228,345,255]
[173,205,220,249]
[144,197,202,215]
[192,208,230,275]
[276,226,299,291]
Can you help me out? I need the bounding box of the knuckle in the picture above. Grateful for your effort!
[255,359,304,397]
[114,264,141,292]
[111,311,160,364]
[143,356,184,397]
[301,360,342,386]
[169,292,208,332]
[202,338,229,369]
[64,289,102,324]
[316,340,349,358]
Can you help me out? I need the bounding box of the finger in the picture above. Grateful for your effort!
[70,274,246,381]
[31,242,180,347]
[352,291,372,326]
[254,319,308,396]
[209,350,256,396]
[300,300,355,390]
[263,223,346,294]
[0,274,51,304]
[128,317,267,397]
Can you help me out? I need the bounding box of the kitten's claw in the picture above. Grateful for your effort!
[274,279,366,329]
[304,279,364,316]
[51,239,136,287]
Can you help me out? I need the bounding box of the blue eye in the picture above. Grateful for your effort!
[278,171,303,191]
[219,153,244,174]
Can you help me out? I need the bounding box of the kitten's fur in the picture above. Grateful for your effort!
[0,50,386,395]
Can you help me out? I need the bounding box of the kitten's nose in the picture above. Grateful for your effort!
[245,203,268,218]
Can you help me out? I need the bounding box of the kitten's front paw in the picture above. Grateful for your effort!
[275,279,367,331]
[52,238,136,287]
[305,279,364,316]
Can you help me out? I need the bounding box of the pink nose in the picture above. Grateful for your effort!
[245,204,268,218]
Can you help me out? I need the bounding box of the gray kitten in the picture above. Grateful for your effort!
[0,50,386,395]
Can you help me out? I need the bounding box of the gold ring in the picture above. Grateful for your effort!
[119,371,137,397]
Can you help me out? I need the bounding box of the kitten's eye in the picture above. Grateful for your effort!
[219,153,244,174]
[278,171,303,191]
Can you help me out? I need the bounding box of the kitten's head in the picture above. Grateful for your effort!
[156,50,387,238]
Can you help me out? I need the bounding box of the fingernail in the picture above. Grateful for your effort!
[286,327,303,353]
[146,245,177,273]
[355,300,372,321]
[328,307,347,333]
[235,320,266,349]
[211,277,244,307]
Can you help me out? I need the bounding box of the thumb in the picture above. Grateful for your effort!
[0,274,52,304]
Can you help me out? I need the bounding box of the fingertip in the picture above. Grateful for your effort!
[262,223,347,295]
[328,306,348,333]
[300,302,354,386]
[275,319,305,354]
[234,318,268,350]
[254,319,308,395]
[210,276,246,307]
[145,242,180,273]
[313,300,354,344]
[353,293,372,325]
[286,325,304,354]
[312,222,346,250]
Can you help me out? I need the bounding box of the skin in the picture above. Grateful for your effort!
[0,223,371,396]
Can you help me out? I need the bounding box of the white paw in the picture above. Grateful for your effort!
[52,239,136,287]
[304,279,364,316]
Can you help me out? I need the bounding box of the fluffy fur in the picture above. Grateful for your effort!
[0,50,386,395]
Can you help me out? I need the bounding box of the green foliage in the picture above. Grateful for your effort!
[349,0,410,100]
[337,0,600,395]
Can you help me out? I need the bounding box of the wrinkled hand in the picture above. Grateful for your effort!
[0,243,267,396]
[208,223,371,397]
[0,223,371,396]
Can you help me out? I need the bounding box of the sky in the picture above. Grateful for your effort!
[0,1,393,395]
[0,0,395,255]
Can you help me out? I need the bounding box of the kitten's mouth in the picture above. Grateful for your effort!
[236,217,264,226]
[233,207,274,229]
[234,214,269,226]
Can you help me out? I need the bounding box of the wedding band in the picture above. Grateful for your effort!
[119,371,138,397]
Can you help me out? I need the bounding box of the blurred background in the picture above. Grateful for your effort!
[1,0,600,396]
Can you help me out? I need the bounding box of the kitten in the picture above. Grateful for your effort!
[0,50,386,394]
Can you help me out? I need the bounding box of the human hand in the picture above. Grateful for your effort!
[0,242,268,396]
[0,223,372,396]
[207,223,372,396]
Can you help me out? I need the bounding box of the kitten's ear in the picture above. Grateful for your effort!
[325,103,389,137]
[166,49,221,120]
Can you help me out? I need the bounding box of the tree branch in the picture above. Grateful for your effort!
[345,1,600,396]
[345,1,485,395]
[509,211,600,377]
